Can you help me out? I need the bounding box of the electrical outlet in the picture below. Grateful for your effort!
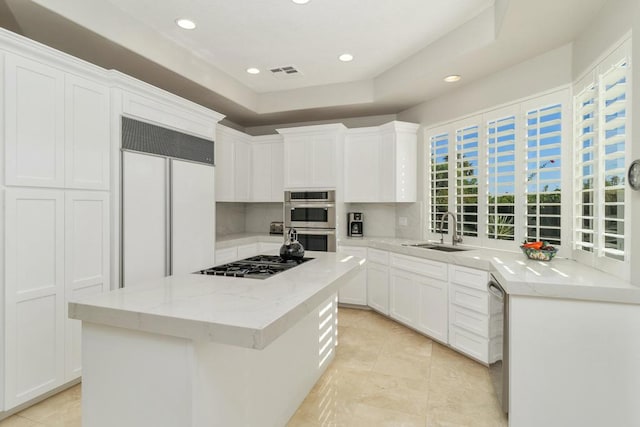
[399,216,408,226]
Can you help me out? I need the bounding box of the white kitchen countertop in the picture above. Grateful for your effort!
[216,232,283,248]
[338,236,640,305]
[69,251,363,349]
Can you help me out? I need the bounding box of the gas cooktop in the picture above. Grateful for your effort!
[196,255,314,280]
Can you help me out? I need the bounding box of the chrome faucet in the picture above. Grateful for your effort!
[439,212,463,246]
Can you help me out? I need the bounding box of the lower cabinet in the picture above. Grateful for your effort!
[367,262,389,315]
[337,246,367,305]
[4,188,109,410]
[390,267,448,344]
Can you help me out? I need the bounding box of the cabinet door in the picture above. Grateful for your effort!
[310,136,336,188]
[284,137,309,188]
[5,189,65,408]
[5,54,65,187]
[251,143,272,202]
[65,191,110,381]
[367,262,389,315]
[122,151,167,286]
[344,131,380,202]
[379,132,396,202]
[215,134,234,201]
[416,276,448,343]
[171,160,215,275]
[389,268,419,326]
[270,142,284,201]
[338,247,367,305]
[65,75,110,190]
[234,138,251,201]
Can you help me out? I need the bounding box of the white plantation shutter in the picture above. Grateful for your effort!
[455,124,479,237]
[525,103,563,245]
[486,115,516,241]
[600,59,628,261]
[574,82,597,253]
[429,132,450,233]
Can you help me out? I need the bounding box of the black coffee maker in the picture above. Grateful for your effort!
[347,212,364,237]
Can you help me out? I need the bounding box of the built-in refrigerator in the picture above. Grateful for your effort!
[120,117,215,287]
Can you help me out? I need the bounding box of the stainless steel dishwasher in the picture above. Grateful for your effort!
[488,275,508,414]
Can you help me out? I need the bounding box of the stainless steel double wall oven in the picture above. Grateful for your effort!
[284,190,336,252]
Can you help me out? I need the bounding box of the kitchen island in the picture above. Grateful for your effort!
[69,251,364,427]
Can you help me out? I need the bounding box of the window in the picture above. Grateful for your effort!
[429,132,449,233]
[425,91,569,252]
[486,115,516,241]
[574,39,630,269]
[455,125,479,237]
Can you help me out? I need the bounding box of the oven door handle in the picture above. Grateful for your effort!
[286,203,335,209]
[294,228,336,235]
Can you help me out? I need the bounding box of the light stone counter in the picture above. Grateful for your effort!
[216,232,283,249]
[69,251,363,349]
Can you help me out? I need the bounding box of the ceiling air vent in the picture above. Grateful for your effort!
[269,65,303,79]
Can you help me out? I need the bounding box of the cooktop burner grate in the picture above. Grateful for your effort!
[196,255,313,279]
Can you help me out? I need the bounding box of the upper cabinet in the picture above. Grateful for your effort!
[215,125,251,202]
[344,121,419,202]
[4,53,111,190]
[278,124,346,189]
[251,135,284,202]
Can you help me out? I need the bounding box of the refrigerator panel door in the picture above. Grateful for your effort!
[171,159,215,275]
[122,151,167,286]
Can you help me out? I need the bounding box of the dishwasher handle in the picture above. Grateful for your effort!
[488,280,505,301]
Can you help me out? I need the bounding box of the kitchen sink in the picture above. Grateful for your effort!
[403,243,469,252]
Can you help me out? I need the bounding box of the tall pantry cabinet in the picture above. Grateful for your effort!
[1,33,111,410]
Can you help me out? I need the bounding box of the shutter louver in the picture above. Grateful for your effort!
[575,84,597,253]
[455,125,479,237]
[487,115,516,241]
[430,132,449,233]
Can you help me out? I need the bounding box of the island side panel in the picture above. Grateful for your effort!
[509,296,640,427]
[192,293,338,427]
[81,322,194,427]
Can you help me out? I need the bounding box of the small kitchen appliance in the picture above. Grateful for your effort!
[347,212,364,237]
[269,221,284,235]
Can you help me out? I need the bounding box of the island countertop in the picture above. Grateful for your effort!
[69,251,364,349]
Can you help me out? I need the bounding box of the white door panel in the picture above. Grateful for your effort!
[122,151,167,286]
[171,160,215,275]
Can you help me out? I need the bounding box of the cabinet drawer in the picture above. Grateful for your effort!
[390,253,447,280]
[339,246,368,258]
[367,248,389,265]
[449,325,489,364]
[449,283,489,315]
[449,265,488,291]
[449,304,489,338]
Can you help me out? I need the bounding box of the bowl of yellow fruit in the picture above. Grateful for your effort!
[520,241,557,261]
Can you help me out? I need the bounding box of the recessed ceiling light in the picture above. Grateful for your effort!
[246,68,260,75]
[444,74,462,83]
[175,18,196,30]
[339,53,354,62]
[292,0,310,4]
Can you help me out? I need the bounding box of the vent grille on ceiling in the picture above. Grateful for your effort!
[270,65,303,79]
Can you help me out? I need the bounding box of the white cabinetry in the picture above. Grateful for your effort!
[278,124,346,189]
[4,54,110,190]
[344,121,419,202]
[215,125,251,202]
[389,253,448,344]
[64,191,110,381]
[337,246,367,305]
[4,189,65,408]
[366,248,389,315]
[215,247,238,265]
[447,265,499,364]
[250,135,284,202]
[5,55,65,188]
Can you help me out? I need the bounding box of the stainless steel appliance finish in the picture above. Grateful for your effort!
[284,190,336,229]
[293,227,337,252]
[488,276,508,414]
[347,212,364,237]
[196,255,313,279]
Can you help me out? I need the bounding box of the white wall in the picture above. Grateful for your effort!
[215,203,246,236]
[345,203,396,238]
[245,203,283,234]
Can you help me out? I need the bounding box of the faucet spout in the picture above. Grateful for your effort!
[439,212,463,246]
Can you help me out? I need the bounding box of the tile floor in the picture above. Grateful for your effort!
[0,308,507,427]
